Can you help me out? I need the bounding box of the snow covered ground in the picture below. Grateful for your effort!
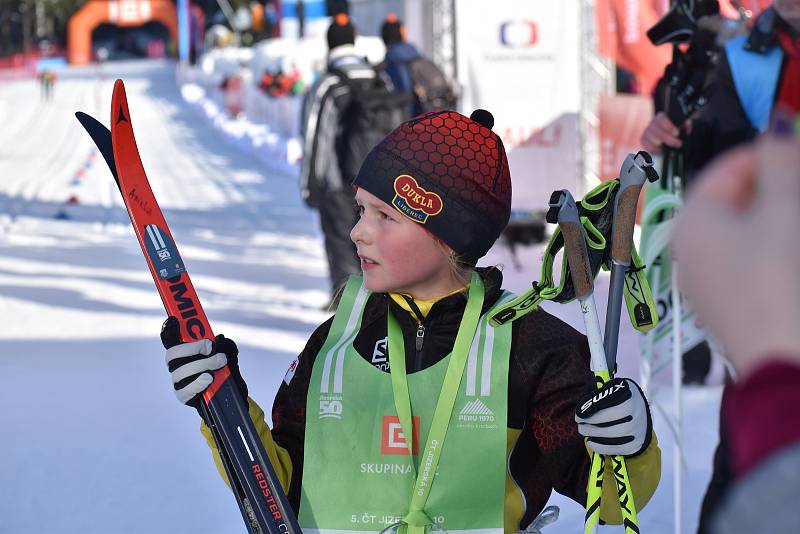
[0,60,722,533]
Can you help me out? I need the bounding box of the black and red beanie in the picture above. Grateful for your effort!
[352,109,512,265]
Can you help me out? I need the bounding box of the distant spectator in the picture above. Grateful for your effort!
[380,13,457,117]
[259,71,274,94]
[300,14,373,303]
[288,64,304,95]
[220,74,243,117]
[300,14,405,305]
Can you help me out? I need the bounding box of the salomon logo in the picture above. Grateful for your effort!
[499,20,538,48]
[372,337,388,370]
[116,105,128,124]
[373,337,387,363]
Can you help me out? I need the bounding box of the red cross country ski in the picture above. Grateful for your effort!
[76,79,300,534]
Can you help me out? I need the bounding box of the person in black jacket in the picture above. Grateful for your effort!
[379,14,457,118]
[642,4,800,179]
[299,14,373,304]
[380,14,423,117]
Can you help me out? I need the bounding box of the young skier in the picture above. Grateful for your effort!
[161,109,661,533]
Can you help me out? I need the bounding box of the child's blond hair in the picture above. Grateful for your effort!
[434,238,473,291]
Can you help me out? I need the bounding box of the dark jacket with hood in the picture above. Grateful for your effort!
[681,7,794,180]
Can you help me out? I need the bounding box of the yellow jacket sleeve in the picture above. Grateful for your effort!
[598,432,662,524]
[199,397,294,494]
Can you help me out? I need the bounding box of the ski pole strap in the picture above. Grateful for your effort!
[490,179,658,333]
[623,247,658,333]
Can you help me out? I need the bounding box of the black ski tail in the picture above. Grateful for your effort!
[75,111,121,192]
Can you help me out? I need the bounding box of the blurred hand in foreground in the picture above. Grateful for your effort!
[673,119,800,379]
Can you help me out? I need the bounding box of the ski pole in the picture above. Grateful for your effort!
[547,190,640,534]
[670,169,684,534]
[604,151,659,372]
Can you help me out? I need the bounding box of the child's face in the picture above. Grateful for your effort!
[351,188,455,299]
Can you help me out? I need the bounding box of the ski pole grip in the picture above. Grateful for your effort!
[611,151,658,263]
[610,184,642,263]
[549,190,593,300]
[561,220,593,299]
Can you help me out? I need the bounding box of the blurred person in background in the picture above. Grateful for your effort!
[38,69,56,102]
[379,13,458,118]
[673,118,800,534]
[642,1,800,177]
[300,14,404,306]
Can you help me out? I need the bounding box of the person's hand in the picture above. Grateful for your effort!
[673,124,800,379]
[576,378,652,457]
[160,317,248,411]
[641,112,683,153]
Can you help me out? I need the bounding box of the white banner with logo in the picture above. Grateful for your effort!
[108,0,152,24]
[455,1,581,212]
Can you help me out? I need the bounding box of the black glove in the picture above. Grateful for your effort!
[575,377,653,457]
[160,316,249,417]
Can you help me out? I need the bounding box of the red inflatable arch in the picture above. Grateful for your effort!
[68,0,178,65]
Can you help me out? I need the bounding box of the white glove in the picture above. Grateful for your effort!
[161,316,245,408]
[575,378,652,457]
[165,338,228,405]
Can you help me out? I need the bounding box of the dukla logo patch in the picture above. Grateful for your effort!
[392,175,443,224]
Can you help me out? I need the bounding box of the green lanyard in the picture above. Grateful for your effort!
[387,272,484,534]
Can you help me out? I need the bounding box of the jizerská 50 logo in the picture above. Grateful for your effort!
[319,395,343,419]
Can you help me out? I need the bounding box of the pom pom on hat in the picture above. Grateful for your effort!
[380,13,404,46]
[470,109,494,129]
[327,14,355,49]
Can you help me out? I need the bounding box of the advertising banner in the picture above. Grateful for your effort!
[455,0,581,212]
[596,0,672,94]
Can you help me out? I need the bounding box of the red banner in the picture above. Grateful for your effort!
[599,94,655,181]
[596,0,672,95]
[596,0,774,95]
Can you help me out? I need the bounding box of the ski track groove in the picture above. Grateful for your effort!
[22,85,88,201]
